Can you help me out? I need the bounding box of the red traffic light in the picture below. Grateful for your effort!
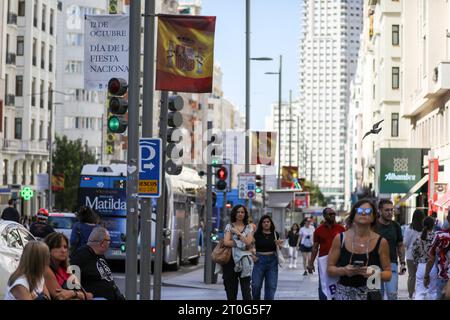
[108,78,128,96]
[216,167,227,180]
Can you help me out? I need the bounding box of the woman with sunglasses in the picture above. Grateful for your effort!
[327,199,392,300]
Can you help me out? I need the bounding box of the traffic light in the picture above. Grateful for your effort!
[210,131,223,166]
[212,191,217,207]
[255,175,263,193]
[107,78,128,134]
[166,95,184,175]
[215,166,228,191]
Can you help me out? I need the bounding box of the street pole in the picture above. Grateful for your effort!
[125,0,141,300]
[48,90,53,210]
[140,0,155,301]
[154,92,169,300]
[245,0,250,175]
[277,55,282,189]
[289,89,292,168]
[204,121,213,284]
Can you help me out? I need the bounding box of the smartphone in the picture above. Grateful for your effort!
[352,260,365,268]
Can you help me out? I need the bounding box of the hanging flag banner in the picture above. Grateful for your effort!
[281,166,299,188]
[251,131,277,165]
[155,14,216,93]
[84,15,129,91]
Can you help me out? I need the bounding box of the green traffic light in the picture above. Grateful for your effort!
[255,187,262,193]
[211,159,218,165]
[108,116,127,133]
[120,244,126,253]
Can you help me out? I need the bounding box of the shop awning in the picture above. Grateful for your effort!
[394,174,429,208]
[434,189,450,209]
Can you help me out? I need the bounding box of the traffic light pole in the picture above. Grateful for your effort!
[140,0,156,301]
[125,0,141,300]
[154,91,169,300]
[204,121,213,284]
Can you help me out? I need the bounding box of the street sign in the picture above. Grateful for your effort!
[238,173,256,199]
[247,191,255,199]
[138,138,162,198]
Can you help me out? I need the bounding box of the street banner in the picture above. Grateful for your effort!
[155,14,216,93]
[36,174,49,191]
[223,129,246,165]
[251,131,277,165]
[84,15,129,91]
[51,173,65,191]
[281,166,298,188]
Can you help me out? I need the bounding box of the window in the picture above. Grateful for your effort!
[16,76,23,96]
[14,118,22,139]
[41,41,45,69]
[391,113,399,137]
[42,4,46,31]
[40,80,45,108]
[31,78,36,106]
[50,9,54,35]
[18,0,25,16]
[32,38,37,66]
[39,121,44,140]
[392,25,399,45]
[392,67,400,89]
[31,119,35,140]
[49,46,53,71]
[33,0,37,27]
[17,36,24,56]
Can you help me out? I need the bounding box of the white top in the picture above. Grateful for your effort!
[300,226,315,247]
[404,227,421,261]
[4,275,44,300]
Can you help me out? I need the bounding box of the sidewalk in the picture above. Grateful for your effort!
[163,260,409,300]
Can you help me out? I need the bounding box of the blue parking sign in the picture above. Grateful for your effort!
[139,138,162,198]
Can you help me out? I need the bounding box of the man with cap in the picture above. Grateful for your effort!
[30,208,55,240]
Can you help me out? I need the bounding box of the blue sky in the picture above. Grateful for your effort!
[201,0,300,131]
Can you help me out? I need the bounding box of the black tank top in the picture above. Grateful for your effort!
[337,235,383,288]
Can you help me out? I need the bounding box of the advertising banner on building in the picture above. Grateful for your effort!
[376,148,426,194]
[251,131,277,165]
[84,15,129,91]
[155,14,216,93]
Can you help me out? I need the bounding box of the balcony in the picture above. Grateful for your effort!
[3,139,49,153]
[5,94,15,106]
[7,12,17,25]
[6,53,16,65]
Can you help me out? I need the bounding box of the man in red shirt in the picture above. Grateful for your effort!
[307,207,345,300]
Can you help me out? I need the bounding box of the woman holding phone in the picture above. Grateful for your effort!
[327,199,392,300]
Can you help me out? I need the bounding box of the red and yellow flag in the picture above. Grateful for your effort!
[155,14,216,93]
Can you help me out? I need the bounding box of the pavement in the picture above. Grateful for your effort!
[155,257,409,300]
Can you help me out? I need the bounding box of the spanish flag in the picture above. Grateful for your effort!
[156,14,216,93]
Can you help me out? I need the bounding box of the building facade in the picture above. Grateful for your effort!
[1,0,58,215]
[298,0,363,206]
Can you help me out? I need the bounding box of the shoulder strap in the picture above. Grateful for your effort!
[375,235,382,251]
[340,232,345,248]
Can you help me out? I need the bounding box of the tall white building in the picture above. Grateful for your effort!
[54,1,107,162]
[298,0,363,205]
[1,0,58,215]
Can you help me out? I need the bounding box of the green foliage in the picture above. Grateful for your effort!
[53,136,96,212]
[303,180,326,207]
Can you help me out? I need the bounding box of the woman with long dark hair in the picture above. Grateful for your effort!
[327,199,391,300]
[412,216,438,300]
[222,205,254,300]
[251,215,284,300]
[287,223,300,269]
[43,232,93,300]
[403,209,425,299]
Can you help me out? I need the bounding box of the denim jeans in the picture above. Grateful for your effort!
[251,253,278,300]
[381,262,398,300]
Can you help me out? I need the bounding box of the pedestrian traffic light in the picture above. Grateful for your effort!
[212,191,217,207]
[255,175,263,193]
[166,95,184,175]
[215,166,228,191]
[107,77,128,134]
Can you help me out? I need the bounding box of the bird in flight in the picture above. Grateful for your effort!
[362,119,384,140]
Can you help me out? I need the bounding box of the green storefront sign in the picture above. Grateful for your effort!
[376,148,427,194]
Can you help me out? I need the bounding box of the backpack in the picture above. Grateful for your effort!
[70,224,82,257]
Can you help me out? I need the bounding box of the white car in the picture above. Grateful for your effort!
[0,220,36,299]
[48,212,77,240]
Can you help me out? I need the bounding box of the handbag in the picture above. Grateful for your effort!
[211,239,232,265]
[275,233,285,268]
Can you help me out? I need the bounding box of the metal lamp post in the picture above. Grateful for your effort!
[265,54,282,189]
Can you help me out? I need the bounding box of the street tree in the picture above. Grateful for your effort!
[52,136,96,211]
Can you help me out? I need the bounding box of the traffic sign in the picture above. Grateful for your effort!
[238,173,256,199]
[138,138,162,198]
[247,191,255,199]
